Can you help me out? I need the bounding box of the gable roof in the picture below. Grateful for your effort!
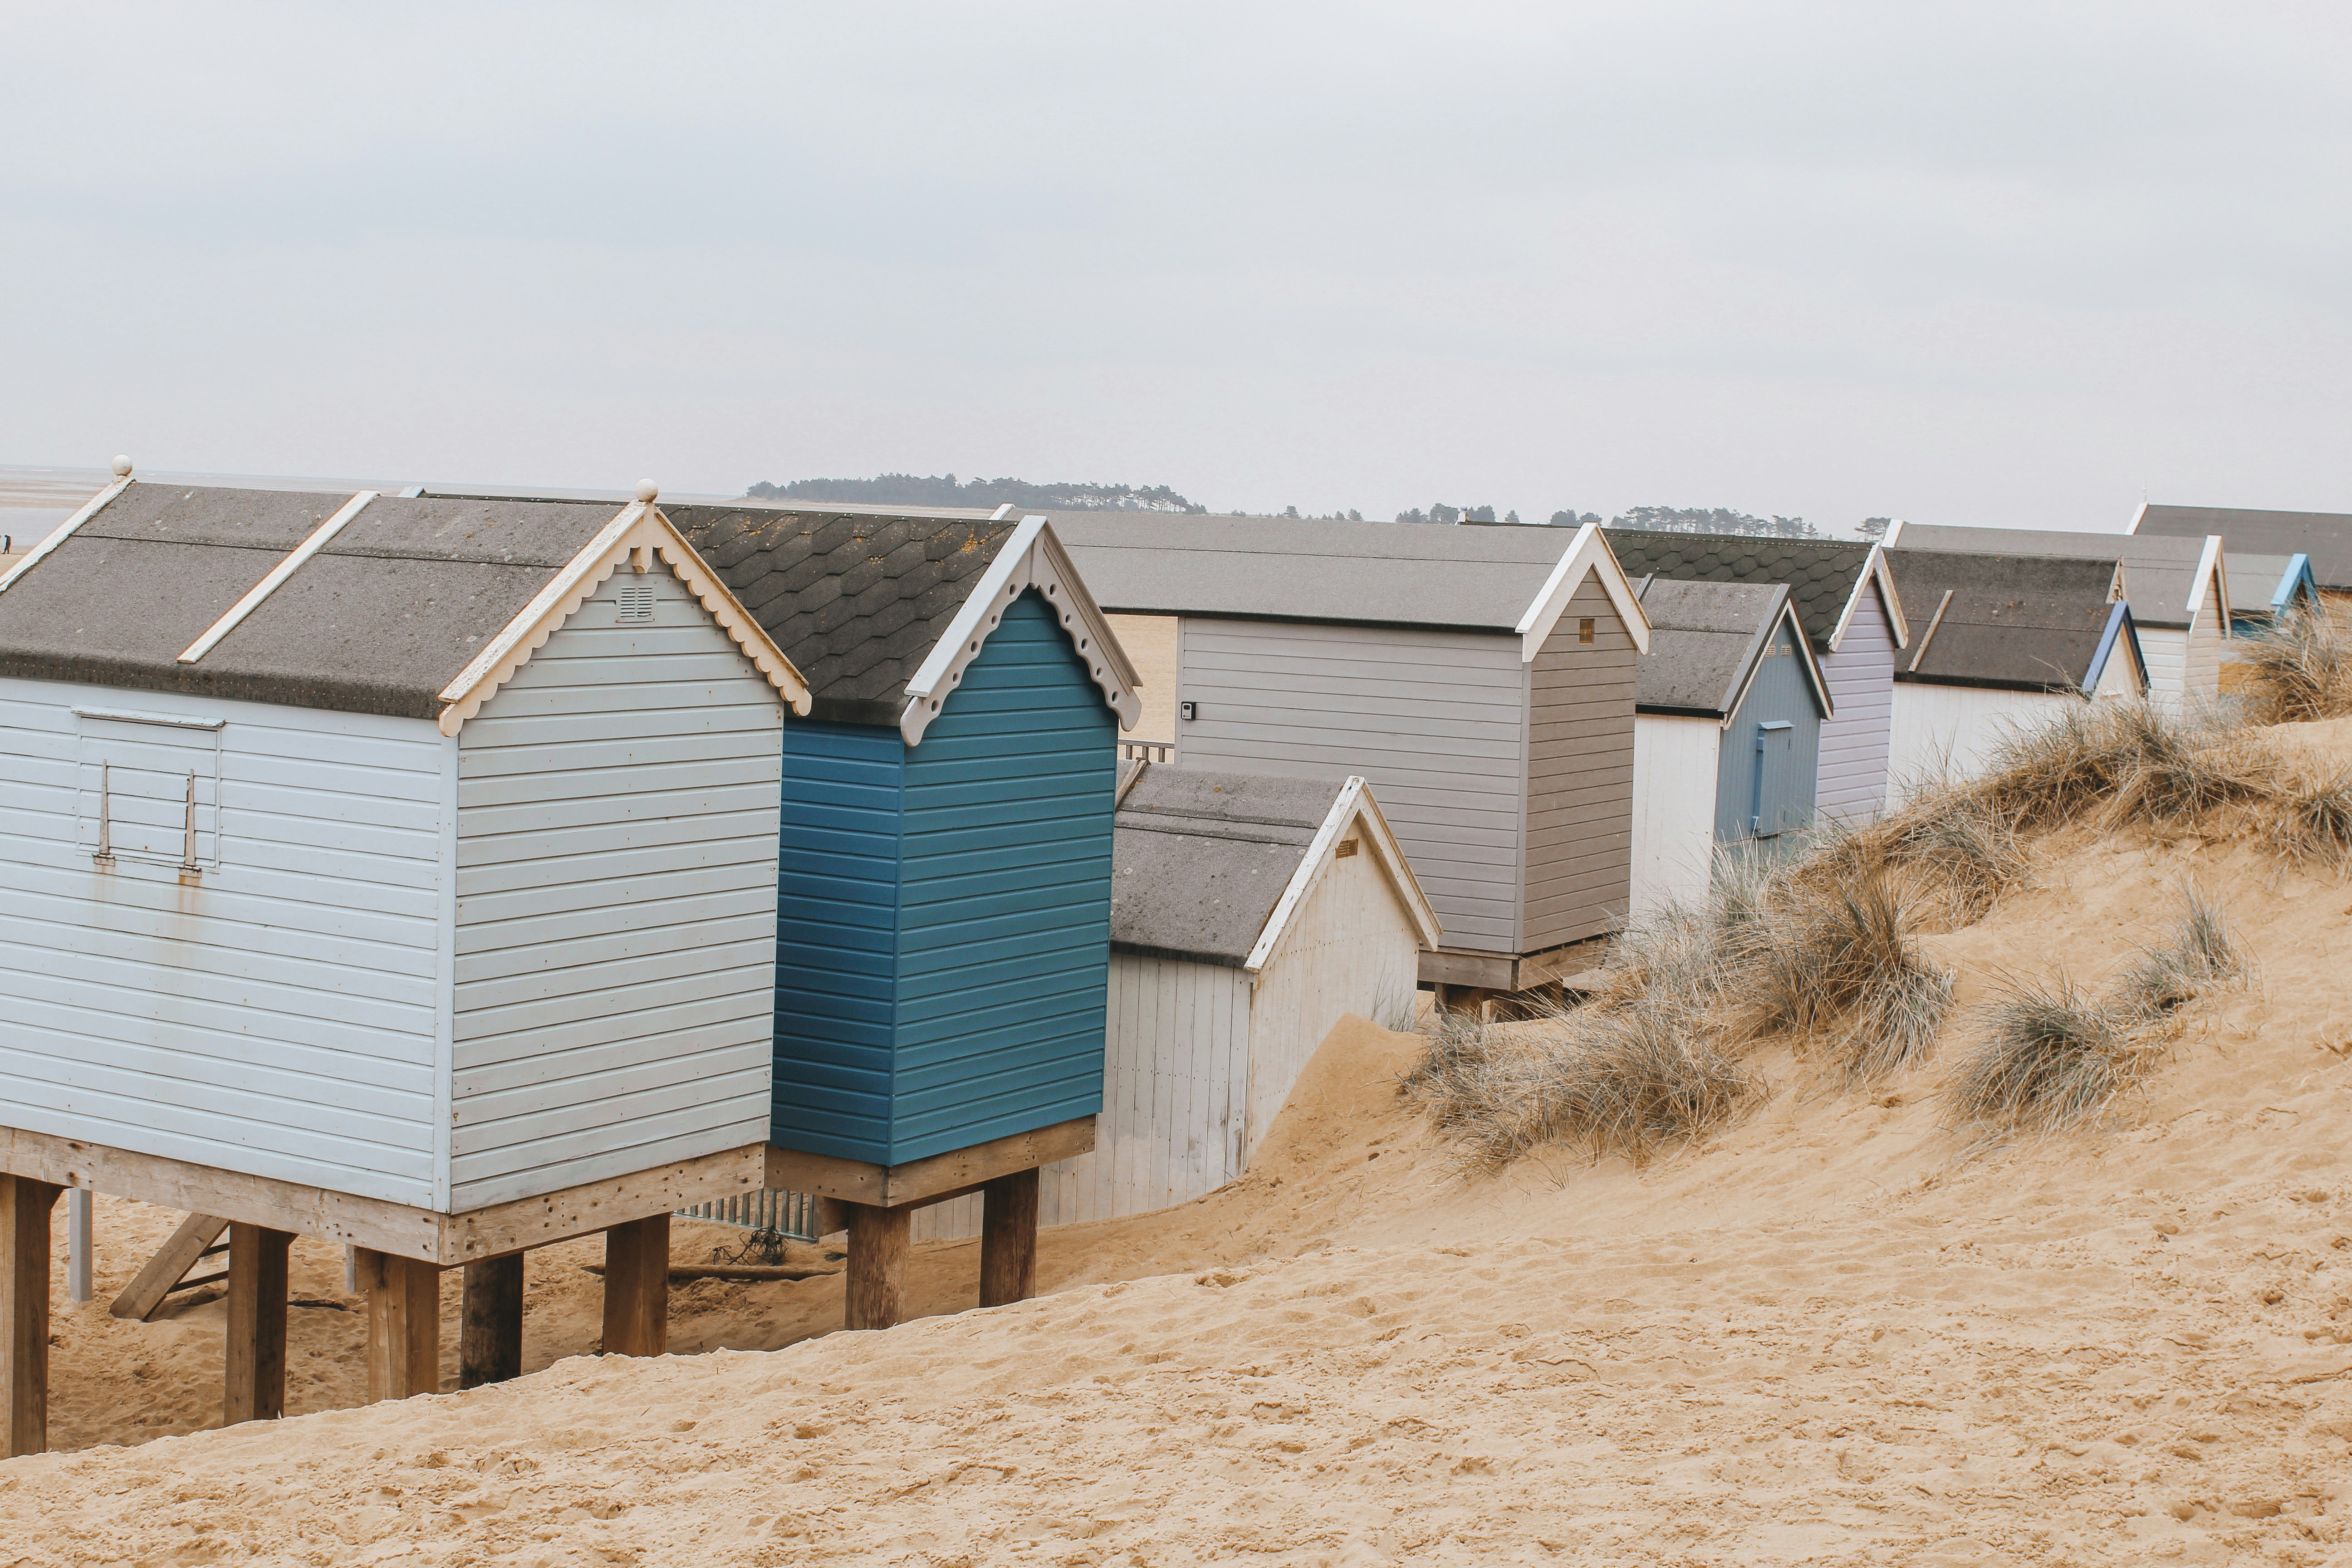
[1884,548,2141,693]
[0,476,807,729]
[1049,513,1650,652]
[1109,764,1439,969]
[2225,551,2321,619]
[1602,529,1906,654]
[1891,522,2222,632]
[1632,578,1831,721]
[659,505,1142,740]
[2136,503,2352,591]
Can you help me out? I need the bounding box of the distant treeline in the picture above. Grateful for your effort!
[744,474,1205,513]
[744,475,1886,539]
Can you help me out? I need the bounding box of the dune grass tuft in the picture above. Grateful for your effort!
[1945,887,2243,1136]
[1945,974,2133,1134]
[2261,774,2352,873]
[1401,997,1757,1170]
[1748,869,1955,1081]
[2236,608,2352,726]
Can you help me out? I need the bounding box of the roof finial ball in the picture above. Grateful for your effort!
[635,479,658,504]
[111,455,133,478]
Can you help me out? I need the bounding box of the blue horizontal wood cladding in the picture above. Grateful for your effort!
[1713,621,1825,846]
[770,590,1116,1164]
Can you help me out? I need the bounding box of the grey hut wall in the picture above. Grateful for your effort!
[1174,619,1528,953]
[1711,621,1823,844]
[1815,578,1896,822]
[1522,575,1637,948]
[448,568,784,1211]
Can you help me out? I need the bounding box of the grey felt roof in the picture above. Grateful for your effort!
[2137,504,2352,591]
[1884,549,2125,692]
[660,505,1019,726]
[1896,524,2210,629]
[1109,764,1346,966]
[1603,529,1880,653]
[2225,552,2311,617]
[1631,578,1793,718]
[0,483,642,718]
[1048,512,1583,631]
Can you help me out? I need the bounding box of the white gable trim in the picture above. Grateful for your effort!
[177,491,380,663]
[436,501,811,736]
[1244,777,1441,974]
[1826,546,1911,652]
[0,470,135,595]
[2186,534,2227,636]
[2127,499,2150,534]
[898,516,1144,745]
[1514,521,1651,659]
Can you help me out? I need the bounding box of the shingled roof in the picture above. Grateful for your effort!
[0,481,804,724]
[1884,549,2139,693]
[1602,529,1896,653]
[1891,524,2219,631]
[1632,578,1828,720]
[663,505,1023,726]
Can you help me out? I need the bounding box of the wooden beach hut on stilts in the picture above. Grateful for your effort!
[650,502,1144,1330]
[0,464,808,1450]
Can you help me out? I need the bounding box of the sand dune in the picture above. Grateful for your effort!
[8,732,2352,1562]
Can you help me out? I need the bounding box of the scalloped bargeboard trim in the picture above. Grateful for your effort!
[897,518,1144,746]
[436,504,811,737]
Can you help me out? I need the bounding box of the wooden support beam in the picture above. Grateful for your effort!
[765,1117,1096,1210]
[0,1175,61,1458]
[978,1168,1039,1309]
[0,1126,763,1266]
[459,1254,524,1388]
[110,1213,228,1321]
[600,1215,669,1358]
[358,1248,440,1401]
[844,1202,909,1332]
[223,1223,291,1426]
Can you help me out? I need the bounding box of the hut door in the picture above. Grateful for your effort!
[1749,720,1796,837]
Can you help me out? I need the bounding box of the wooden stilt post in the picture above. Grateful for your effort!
[844,1201,909,1331]
[223,1223,292,1425]
[459,1254,525,1387]
[978,1168,1039,1308]
[359,1248,440,1401]
[601,1215,669,1357]
[0,1176,62,1458]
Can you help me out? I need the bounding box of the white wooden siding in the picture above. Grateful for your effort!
[1817,579,1896,822]
[1630,715,1721,923]
[1176,618,1528,953]
[1240,828,1423,1153]
[2182,601,2226,712]
[449,567,783,1210]
[0,677,445,1206]
[2137,628,2187,713]
[913,954,1251,1243]
[1887,683,2070,802]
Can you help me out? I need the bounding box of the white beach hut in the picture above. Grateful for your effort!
[0,466,809,1449]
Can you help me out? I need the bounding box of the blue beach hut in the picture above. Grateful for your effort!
[669,504,1142,1324]
[1627,578,1833,920]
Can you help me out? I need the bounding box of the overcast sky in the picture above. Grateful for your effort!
[5,4,2348,530]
